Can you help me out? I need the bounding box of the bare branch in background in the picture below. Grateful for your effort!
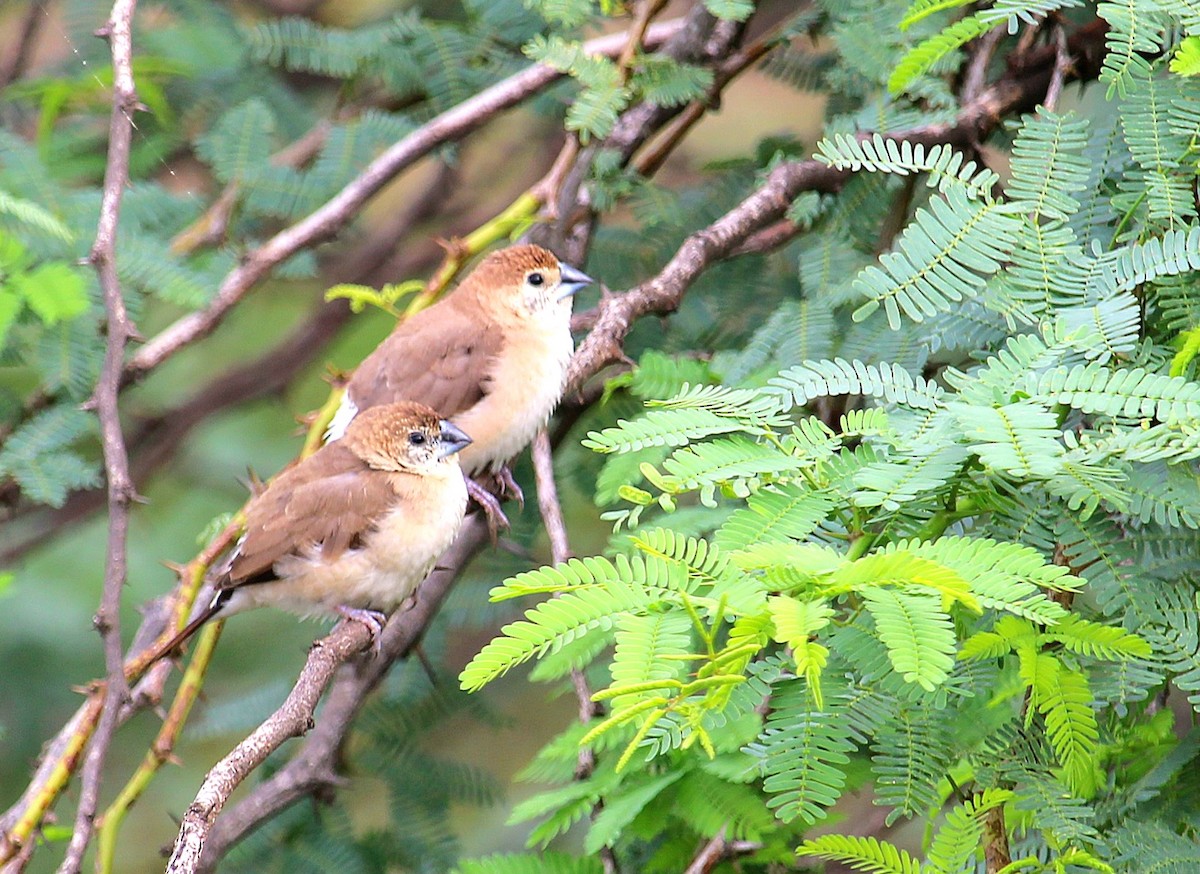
[961,26,1005,105]
[56,2,139,872]
[0,0,47,89]
[1043,23,1072,112]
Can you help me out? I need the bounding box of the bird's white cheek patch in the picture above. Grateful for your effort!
[325,393,358,442]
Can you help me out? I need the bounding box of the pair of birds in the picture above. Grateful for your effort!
[155,245,592,657]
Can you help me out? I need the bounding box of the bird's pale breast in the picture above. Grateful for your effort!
[455,309,574,474]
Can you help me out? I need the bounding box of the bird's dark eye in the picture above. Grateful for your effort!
[528,272,544,287]
[408,431,426,446]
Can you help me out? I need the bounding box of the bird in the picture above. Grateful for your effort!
[324,244,593,531]
[148,401,472,661]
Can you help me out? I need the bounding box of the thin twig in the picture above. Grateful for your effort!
[633,21,782,177]
[531,429,573,565]
[683,826,727,874]
[617,0,669,75]
[56,3,139,872]
[1043,23,1071,112]
[961,26,1004,105]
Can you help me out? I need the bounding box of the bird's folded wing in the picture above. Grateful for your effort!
[225,460,400,587]
[348,301,504,418]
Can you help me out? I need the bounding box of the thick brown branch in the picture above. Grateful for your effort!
[166,620,375,874]
[57,3,139,872]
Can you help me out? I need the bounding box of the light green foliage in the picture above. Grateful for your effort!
[462,3,1200,866]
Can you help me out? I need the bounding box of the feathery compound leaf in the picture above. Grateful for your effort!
[1041,614,1151,659]
[884,537,1075,623]
[0,191,73,242]
[1120,67,1196,223]
[1090,224,1200,294]
[629,57,713,108]
[461,556,690,691]
[851,442,970,511]
[770,358,944,410]
[1006,110,1091,221]
[814,135,999,198]
[951,400,1066,478]
[1099,0,1166,97]
[248,16,391,77]
[1020,364,1200,422]
[889,0,1082,94]
[860,588,956,690]
[585,386,787,454]
[871,706,954,821]
[608,611,691,712]
[752,680,854,823]
[1028,655,1100,795]
[0,405,100,507]
[629,528,762,612]
[194,98,275,184]
[797,834,922,874]
[852,185,1022,328]
[656,436,799,495]
[715,483,835,550]
[888,14,991,96]
[583,408,754,454]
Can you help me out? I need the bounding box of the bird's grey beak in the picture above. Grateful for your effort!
[557,262,593,300]
[437,421,472,458]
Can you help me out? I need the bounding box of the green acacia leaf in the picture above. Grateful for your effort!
[11,263,89,325]
[860,588,956,691]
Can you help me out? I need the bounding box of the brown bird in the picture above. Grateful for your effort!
[324,244,593,528]
[151,401,471,659]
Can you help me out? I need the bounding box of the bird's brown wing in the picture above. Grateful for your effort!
[346,297,504,418]
[223,444,400,587]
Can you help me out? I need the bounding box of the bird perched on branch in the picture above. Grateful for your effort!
[150,402,471,661]
[324,244,593,531]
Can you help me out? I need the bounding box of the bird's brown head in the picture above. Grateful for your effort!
[458,244,593,322]
[341,401,472,474]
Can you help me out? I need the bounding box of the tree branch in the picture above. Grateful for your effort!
[165,620,375,874]
[56,3,139,872]
[0,0,47,89]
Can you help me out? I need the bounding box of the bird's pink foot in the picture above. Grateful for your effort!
[336,605,388,656]
[495,465,525,508]
[466,475,510,542]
